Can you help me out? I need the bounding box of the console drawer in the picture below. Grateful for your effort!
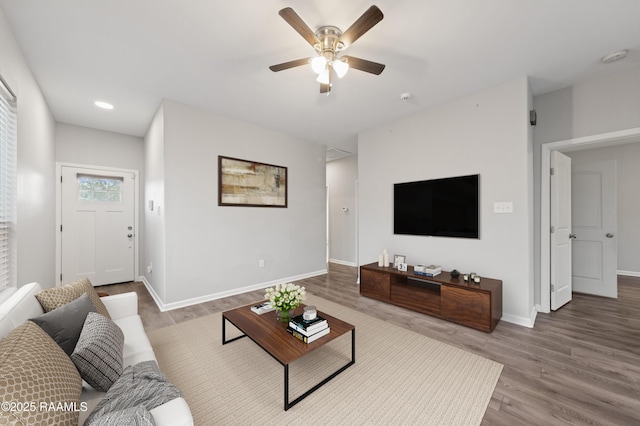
[390,281,440,315]
[360,268,390,301]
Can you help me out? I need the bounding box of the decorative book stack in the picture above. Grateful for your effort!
[414,264,442,277]
[287,314,330,343]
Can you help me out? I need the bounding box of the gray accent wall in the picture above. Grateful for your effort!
[358,77,535,326]
[144,100,327,306]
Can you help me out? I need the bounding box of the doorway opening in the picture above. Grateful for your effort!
[540,127,640,313]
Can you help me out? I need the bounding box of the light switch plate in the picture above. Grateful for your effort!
[494,201,513,213]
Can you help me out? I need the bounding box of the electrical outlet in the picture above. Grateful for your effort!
[259,259,265,268]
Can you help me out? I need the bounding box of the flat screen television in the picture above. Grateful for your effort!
[394,174,479,238]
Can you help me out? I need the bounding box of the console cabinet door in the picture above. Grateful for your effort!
[360,268,391,301]
[441,285,491,332]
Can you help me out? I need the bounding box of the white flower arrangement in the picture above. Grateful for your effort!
[264,283,306,312]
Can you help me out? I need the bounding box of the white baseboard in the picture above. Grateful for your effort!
[618,270,640,278]
[137,276,164,313]
[138,269,328,312]
[329,259,357,267]
[502,307,537,328]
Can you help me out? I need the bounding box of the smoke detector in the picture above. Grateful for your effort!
[601,50,628,64]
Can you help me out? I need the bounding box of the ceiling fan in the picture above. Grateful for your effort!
[269,6,385,94]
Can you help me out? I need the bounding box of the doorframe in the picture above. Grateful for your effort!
[56,162,140,287]
[539,127,640,313]
[326,184,330,265]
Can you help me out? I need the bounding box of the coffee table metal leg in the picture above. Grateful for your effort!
[221,316,247,345]
[284,365,290,411]
[283,329,355,411]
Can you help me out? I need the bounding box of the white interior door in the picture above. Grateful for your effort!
[571,160,617,298]
[61,166,135,286]
[551,151,572,310]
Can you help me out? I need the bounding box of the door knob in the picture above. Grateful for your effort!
[606,233,614,238]
[569,233,577,239]
[127,234,133,238]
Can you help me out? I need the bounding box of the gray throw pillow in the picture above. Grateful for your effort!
[71,312,124,392]
[29,293,96,355]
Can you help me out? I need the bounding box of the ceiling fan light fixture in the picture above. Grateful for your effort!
[316,68,331,85]
[270,6,385,93]
[311,56,327,74]
[333,59,349,78]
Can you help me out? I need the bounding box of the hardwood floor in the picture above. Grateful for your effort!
[99,266,640,425]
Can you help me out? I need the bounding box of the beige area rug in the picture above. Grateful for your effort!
[148,294,503,425]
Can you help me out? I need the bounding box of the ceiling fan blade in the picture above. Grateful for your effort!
[338,6,384,48]
[269,58,310,72]
[279,8,320,47]
[320,83,331,94]
[342,56,385,75]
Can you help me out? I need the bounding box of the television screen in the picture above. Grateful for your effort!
[394,174,479,238]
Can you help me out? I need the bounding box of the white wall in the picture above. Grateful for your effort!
[533,67,640,304]
[534,68,640,145]
[56,123,144,171]
[0,9,57,288]
[326,155,358,266]
[566,143,640,276]
[146,100,327,306]
[359,77,534,325]
[143,105,167,301]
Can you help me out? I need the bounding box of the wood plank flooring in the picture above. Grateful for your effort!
[99,266,640,425]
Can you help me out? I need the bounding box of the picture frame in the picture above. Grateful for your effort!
[398,262,408,272]
[218,156,287,207]
[393,254,406,269]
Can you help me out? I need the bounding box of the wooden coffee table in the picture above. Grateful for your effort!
[222,303,355,410]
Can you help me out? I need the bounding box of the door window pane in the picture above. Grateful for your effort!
[77,175,123,202]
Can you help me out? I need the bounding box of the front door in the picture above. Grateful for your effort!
[61,166,135,286]
[550,151,572,310]
[571,160,617,298]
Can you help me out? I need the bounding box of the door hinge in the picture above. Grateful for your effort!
[60,175,63,183]
[60,274,63,282]
[550,226,555,233]
[60,225,62,232]
[551,284,555,292]
[550,168,555,175]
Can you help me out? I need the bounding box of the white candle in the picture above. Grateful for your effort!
[383,249,389,267]
[378,255,384,267]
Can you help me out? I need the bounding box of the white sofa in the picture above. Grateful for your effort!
[0,282,193,425]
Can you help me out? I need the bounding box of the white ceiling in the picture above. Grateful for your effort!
[2,0,640,155]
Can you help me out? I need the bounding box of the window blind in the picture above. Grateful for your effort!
[0,76,17,292]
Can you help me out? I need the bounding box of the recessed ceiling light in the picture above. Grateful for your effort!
[94,101,114,110]
[601,50,628,64]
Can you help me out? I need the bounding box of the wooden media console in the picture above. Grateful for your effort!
[360,263,502,332]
